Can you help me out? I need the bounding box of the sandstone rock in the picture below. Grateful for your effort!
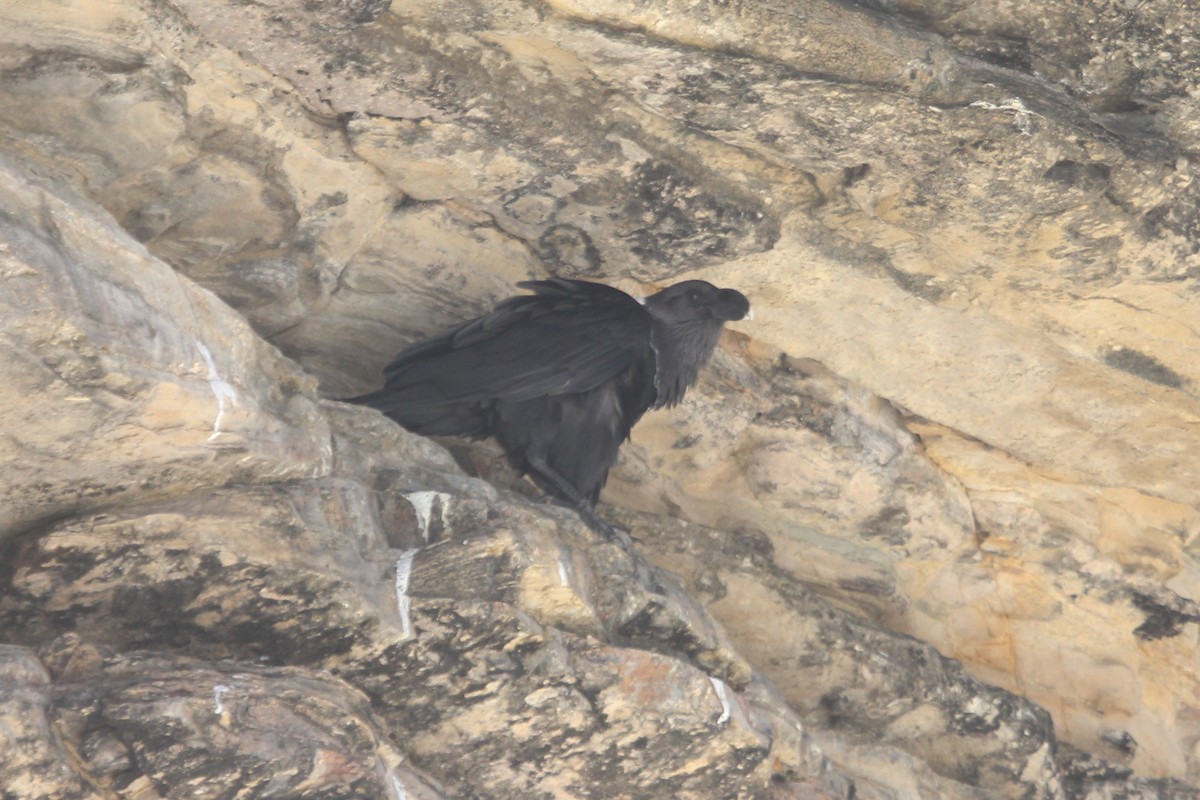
[0,157,330,543]
[0,324,845,798]
[617,510,1061,799]
[40,641,440,800]
[0,645,98,800]
[3,0,1200,795]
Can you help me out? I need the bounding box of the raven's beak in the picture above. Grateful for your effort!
[716,288,751,321]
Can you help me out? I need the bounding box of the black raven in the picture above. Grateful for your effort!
[350,278,750,537]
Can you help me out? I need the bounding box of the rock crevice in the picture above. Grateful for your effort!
[3,0,1200,796]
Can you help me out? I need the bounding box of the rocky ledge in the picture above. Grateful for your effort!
[2,0,1200,797]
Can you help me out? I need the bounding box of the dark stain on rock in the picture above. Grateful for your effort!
[614,601,698,656]
[816,691,851,728]
[754,401,833,438]
[1058,749,1136,799]
[1043,159,1111,190]
[313,190,348,211]
[972,37,1034,73]
[537,224,604,276]
[804,225,943,301]
[886,265,946,302]
[1131,591,1200,639]
[620,160,778,269]
[677,68,763,106]
[842,163,871,187]
[859,507,911,546]
[1140,204,1172,239]
[754,367,839,440]
[1104,347,1186,389]
[112,582,202,649]
[1139,201,1200,257]
[1099,728,1138,756]
[1084,95,1150,115]
[836,576,895,598]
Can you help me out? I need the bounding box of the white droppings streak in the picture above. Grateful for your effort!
[395,548,420,640]
[556,556,570,587]
[390,774,408,800]
[213,684,231,715]
[196,342,239,442]
[709,676,732,726]
[405,491,449,542]
[968,97,1042,135]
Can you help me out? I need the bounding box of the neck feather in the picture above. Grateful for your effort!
[650,318,724,408]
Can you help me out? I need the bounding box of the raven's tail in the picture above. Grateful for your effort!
[339,389,421,421]
[340,390,387,408]
[339,389,489,438]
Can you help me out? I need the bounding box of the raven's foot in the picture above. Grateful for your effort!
[526,457,632,546]
[574,503,633,547]
[534,491,632,545]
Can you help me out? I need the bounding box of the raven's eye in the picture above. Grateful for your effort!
[686,289,700,303]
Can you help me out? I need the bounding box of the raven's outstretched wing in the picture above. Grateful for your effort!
[354,279,653,430]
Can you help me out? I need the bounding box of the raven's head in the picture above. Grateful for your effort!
[643,280,751,408]
[644,280,750,324]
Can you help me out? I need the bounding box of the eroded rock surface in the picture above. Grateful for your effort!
[2,0,1200,796]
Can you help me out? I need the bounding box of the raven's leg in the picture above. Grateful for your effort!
[525,456,626,542]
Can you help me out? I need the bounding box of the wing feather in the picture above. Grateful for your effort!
[378,280,652,409]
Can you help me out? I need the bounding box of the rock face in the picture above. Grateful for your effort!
[2,0,1200,798]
